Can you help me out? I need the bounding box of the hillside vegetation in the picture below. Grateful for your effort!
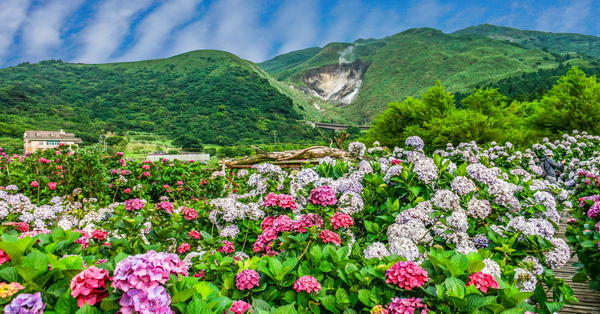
[0,51,321,147]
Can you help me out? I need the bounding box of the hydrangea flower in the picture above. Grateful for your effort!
[4,292,45,314]
[319,230,342,245]
[385,261,429,290]
[218,241,235,254]
[386,297,429,314]
[0,248,10,265]
[293,275,321,293]
[156,201,174,214]
[0,282,24,298]
[124,198,146,211]
[70,266,112,307]
[467,272,499,293]
[182,207,198,220]
[330,212,354,229]
[235,269,260,290]
[308,185,337,206]
[112,250,188,292]
[227,300,252,314]
[119,286,172,314]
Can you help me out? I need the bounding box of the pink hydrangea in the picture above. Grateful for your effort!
[48,182,58,190]
[235,270,260,290]
[156,201,174,214]
[264,192,279,207]
[70,266,112,307]
[30,181,38,188]
[124,198,145,211]
[277,194,299,210]
[331,212,354,229]
[319,230,342,245]
[74,230,90,249]
[467,272,499,293]
[142,165,151,170]
[385,261,429,290]
[0,249,10,265]
[182,207,198,220]
[293,214,324,233]
[272,215,294,233]
[386,297,429,314]
[218,241,235,254]
[308,185,337,206]
[227,300,251,314]
[177,243,191,254]
[293,275,321,293]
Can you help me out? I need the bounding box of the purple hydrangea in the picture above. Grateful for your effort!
[119,286,173,314]
[112,250,188,292]
[4,292,45,314]
[308,185,337,206]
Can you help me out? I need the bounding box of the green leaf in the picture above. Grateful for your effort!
[15,266,43,283]
[335,288,350,305]
[186,294,210,314]
[0,267,19,282]
[75,304,102,314]
[320,295,339,313]
[282,290,297,304]
[464,294,489,310]
[444,276,466,298]
[358,289,376,307]
[274,304,298,314]
[572,272,589,282]
[172,288,196,304]
[55,291,80,314]
[450,254,469,274]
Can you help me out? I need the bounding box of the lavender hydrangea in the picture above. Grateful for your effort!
[413,157,438,184]
[451,176,477,196]
[363,242,391,259]
[405,136,425,150]
[4,292,45,314]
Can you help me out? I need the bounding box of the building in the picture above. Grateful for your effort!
[23,130,83,153]
[145,153,210,162]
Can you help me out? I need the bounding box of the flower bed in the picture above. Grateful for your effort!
[0,135,590,313]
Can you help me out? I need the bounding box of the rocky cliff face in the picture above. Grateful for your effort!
[300,59,366,105]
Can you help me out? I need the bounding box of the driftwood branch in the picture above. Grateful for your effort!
[224,146,353,166]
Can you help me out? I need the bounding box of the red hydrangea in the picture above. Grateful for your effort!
[0,249,10,265]
[218,240,235,254]
[293,275,321,293]
[235,269,261,290]
[386,297,429,314]
[467,272,499,293]
[385,261,429,290]
[48,182,58,190]
[319,230,342,245]
[70,266,112,307]
[188,230,201,239]
[227,300,251,314]
[30,181,38,187]
[182,207,198,220]
[331,212,354,229]
[308,185,337,206]
[91,230,109,241]
[264,192,279,207]
[263,193,299,210]
[177,243,191,254]
[73,230,90,249]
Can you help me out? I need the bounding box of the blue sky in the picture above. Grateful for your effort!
[0,0,599,69]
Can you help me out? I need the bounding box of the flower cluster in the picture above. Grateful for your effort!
[112,251,187,314]
[263,192,299,210]
[0,282,24,298]
[385,261,429,290]
[386,297,429,314]
[124,198,146,211]
[330,212,354,229]
[467,272,499,293]
[293,275,321,293]
[308,185,337,206]
[4,292,45,314]
[235,269,261,290]
[70,266,112,307]
[318,229,342,245]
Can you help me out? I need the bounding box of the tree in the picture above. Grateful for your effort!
[105,136,128,150]
[172,135,204,152]
[529,67,600,134]
[461,87,508,117]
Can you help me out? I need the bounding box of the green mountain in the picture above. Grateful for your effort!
[259,26,600,124]
[452,24,600,58]
[0,50,320,146]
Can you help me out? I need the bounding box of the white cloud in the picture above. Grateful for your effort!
[117,0,202,62]
[73,0,154,63]
[403,0,454,29]
[170,0,272,62]
[271,0,320,55]
[534,0,594,34]
[0,0,33,59]
[21,0,85,62]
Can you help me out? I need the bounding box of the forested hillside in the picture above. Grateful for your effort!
[0,51,318,146]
